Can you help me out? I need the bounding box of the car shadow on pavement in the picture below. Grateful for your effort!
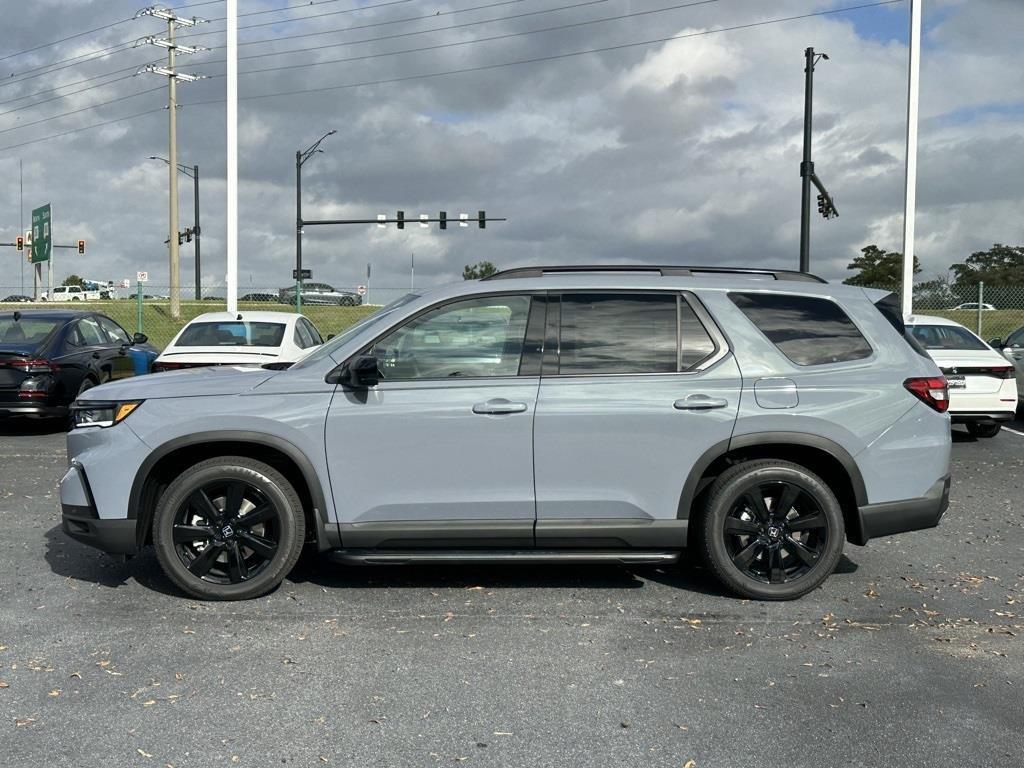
[0,417,67,436]
[43,524,181,596]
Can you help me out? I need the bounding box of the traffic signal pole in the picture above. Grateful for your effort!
[799,47,815,274]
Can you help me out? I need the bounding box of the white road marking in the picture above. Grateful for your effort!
[1002,425,1024,437]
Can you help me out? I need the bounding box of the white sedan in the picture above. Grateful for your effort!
[907,314,1017,438]
[153,311,324,372]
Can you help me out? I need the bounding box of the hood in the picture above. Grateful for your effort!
[79,364,278,402]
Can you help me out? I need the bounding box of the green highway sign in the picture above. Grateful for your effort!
[31,203,51,264]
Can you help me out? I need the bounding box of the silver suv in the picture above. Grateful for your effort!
[60,266,952,601]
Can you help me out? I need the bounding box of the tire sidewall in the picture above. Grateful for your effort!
[153,461,303,600]
[703,463,845,600]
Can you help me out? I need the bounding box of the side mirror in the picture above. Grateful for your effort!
[327,333,335,341]
[133,332,149,345]
[330,355,381,388]
[988,338,1002,348]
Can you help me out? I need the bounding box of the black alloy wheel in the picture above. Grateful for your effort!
[153,457,305,600]
[723,481,828,585]
[700,460,845,600]
[171,480,281,585]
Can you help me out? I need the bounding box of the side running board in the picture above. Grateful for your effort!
[330,550,680,565]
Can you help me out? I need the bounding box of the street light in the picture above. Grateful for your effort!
[149,155,201,300]
[295,129,336,313]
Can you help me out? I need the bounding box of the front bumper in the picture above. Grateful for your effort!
[949,411,1015,425]
[853,474,950,545]
[59,463,137,555]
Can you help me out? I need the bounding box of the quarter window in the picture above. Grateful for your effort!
[370,295,532,380]
[557,293,678,375]
[730,292,872,366]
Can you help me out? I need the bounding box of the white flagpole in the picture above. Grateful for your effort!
[225,0,238,313]
[901,0,922,318]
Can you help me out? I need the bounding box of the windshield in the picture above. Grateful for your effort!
[289,293,420,370]
[909,324,988,351]
[175,321,286,347]
[0,317,61,347]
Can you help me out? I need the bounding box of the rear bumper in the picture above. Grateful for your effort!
[0,401,67,418]
[949,411,1015,425]
[853,474,950,545]
[59,463,137,555]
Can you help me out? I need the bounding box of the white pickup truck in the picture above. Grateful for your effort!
[40,285,102,302]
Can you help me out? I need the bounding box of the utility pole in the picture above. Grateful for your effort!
[226,0,238,314]
[136,6,207,319]
[901,0,922,317]
[19,159,24,295]
[148,156,201,299]
[295,130,336,313]
[798,46,838,273]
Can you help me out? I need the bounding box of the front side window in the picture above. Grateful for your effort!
[730,292,872,366]
[71,317,107,347]
[1006,327,1024,348]
[97,316,130,345]
[558,293,678,375]
[370,295,532,380]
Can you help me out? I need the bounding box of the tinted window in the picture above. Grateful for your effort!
[559,293,677,374]
[97,316,130,345]
[909,324,988,351]
[371,295,531,380]
[0,318,60,346]
[680,300,717,370]
[1006,327,1024,348]
[873,293,929,359]
[293,322,312,349]
[730,292,872,366]
[74,317,107,347]
[302,319,323,346]
[176,321,286,347]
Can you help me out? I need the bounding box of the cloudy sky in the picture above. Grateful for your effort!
[0,0,1021,294]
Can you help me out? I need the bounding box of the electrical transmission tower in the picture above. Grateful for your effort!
[135,6,207,319]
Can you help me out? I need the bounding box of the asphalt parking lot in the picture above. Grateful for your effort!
[1,419,1023,767]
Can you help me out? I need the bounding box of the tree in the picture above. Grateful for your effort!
[462,261,498,280]
[843,245,920,287]
[61,274,85,287]
[949,243,1024,287]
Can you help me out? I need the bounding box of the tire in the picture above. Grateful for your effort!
[699,460,845,601]
[967,422,1001,438]
[152,456,305,600]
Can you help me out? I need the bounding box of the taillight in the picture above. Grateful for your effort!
[8,358,57,375]
[904,377,950,413]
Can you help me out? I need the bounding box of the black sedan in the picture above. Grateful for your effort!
[0,309,157,419]
[2,295,32,303]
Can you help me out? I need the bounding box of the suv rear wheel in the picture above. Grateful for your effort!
[699,460,845,600]
[152,456,305,600]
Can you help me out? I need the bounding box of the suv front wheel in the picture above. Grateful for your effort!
[699,460,845,600]
[152,456,305,600]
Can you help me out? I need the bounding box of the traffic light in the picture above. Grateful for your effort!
[185,228,193,243]
[439,211,447,230]
[177,232,185,246]
[16,235,24,251]
[478,210,486,229]
[77,239,85,254]
[817,194,826,216]
[396,210,405,229]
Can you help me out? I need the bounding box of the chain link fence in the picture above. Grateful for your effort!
[3,281,1024,351]
[0,285,413,349]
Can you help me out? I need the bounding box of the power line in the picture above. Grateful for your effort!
[0,84,166,137]
[0,0,904,154]
[0,17,134,64]
[0,107,166,153]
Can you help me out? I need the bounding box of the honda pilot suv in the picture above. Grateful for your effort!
[60,266,952,601]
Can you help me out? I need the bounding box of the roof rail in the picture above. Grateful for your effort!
[482,265,827,283]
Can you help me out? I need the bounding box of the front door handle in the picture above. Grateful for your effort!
[674,394,729,411]
[473,399,528,415]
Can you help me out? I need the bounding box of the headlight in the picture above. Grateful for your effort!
[71,400,143,429]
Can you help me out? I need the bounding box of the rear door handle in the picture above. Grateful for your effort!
[674,394,729,410]
[473,399,528,415]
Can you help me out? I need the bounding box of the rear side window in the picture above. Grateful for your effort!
[873,292,930,359]
[558,294,677,374]
[730,292,872,366]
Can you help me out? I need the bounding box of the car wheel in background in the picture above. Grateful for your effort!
[699,460,845,601]
[967,423,1001,439]
[152,457,305,601]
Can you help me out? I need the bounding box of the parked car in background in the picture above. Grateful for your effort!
[278,282,362,306]
[152,311,324,372]
[0,309,155,419]
[41,285,102,302]
[2,295,32,303]
[951,302,995,311]
[907,315,1017,437]
[988,324,1024,404]
[240,292,277,303]
[62,266,951,602]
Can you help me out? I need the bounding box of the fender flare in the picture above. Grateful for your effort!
[128,430,337,551]
[677,432,868,519]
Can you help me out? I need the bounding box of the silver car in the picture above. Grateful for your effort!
[61,266,952,601]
